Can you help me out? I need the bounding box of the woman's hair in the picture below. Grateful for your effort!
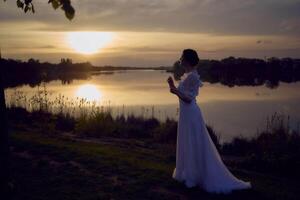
[181,49,200,67]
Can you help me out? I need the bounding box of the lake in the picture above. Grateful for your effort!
[5,70,300,142]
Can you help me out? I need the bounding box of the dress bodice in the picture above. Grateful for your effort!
[177,69,203,104]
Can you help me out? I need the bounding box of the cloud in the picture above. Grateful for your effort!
[1,0,300,66]
[1,0,300,36]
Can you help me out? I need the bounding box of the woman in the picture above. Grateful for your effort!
[167,49,251,194]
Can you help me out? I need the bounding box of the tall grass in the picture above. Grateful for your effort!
[222,112,300,176]
[7,87,300,176]
[6,84,221,146]
[5,84,173,121]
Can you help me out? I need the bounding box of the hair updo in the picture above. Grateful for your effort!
[181,49,200,67]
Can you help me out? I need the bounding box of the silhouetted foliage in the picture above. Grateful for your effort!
[0,56,10,197]
[1,58,171,88]
[222,112,300,177]
[1,58,93,88]
[7,0,75,20]
[170,57,300,88]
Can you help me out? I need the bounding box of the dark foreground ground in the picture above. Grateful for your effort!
[9,126,300,200]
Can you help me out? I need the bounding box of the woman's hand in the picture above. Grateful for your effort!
[167,76,178,94]
[167,76,175,88]
[169,86,178,94]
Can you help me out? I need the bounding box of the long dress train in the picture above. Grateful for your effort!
[172,69,251,194]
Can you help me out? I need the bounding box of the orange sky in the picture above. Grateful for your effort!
[1,0,300,67]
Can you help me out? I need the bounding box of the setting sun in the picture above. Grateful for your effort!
[75,84,102,101]
[67,32,113,55]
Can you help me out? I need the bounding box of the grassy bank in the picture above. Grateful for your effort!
[9,130,297,200]
[222,112,300,177]
[6,107,300,199]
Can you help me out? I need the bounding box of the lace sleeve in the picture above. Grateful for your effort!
[182,73,203,99]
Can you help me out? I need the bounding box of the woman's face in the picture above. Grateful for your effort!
[179,56,191,72]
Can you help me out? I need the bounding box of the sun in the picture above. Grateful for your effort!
[67,32,114,54]
[75,84,102,101]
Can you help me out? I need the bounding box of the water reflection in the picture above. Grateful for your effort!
[4,70,300,142]
[75,84,102,102]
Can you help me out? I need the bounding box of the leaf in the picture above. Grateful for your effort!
[51,0,60,9]
[31,3,35,13]
[62,4,75,20]
[65,11,74,20]
[24,0,32,5]
[24,5,29,13]
[12,0,75,20]
[16,0,24,9]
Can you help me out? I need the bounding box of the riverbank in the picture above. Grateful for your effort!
[9,131,297,200]
[7,107,300,199]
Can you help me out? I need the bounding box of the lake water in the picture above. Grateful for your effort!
[5,70,300,142]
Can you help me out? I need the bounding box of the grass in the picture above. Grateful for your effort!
[10,129,300,200]
[7,105,219,146]
[5,86,174,121]
[5,89,300,199]
[222,112,300,177]
[7,108,300,200]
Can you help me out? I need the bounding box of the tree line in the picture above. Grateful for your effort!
[1,58,93,88]
[172,57,300,88]
[1,56,300,89]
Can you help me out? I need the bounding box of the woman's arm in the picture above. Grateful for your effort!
[170,86,192,103]
[167,76,192,103]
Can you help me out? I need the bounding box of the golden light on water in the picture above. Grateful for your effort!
[67,32,114,54]
[75,84,102,101]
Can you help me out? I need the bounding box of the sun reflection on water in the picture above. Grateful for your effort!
[75,84,102,102]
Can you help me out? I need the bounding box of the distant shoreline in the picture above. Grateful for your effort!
[1,56,300,89]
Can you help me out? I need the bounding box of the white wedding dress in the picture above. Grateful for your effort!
[172,69,251,194]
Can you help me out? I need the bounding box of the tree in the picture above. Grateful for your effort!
[60,58,73,65]
[0,1,75,197]
[4,0,75,20]
[0,53,11,198]
[28,58,40,64]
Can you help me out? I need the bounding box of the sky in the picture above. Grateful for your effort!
[1,0,300,67]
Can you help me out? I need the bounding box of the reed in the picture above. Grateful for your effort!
[222,112,300,176]
[5,84,174,122]
[6,84,221,146]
